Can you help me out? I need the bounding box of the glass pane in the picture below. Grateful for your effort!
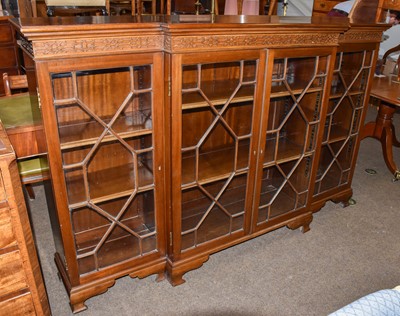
[181,175,247,251]
[262,53,328,221]
[50,60,157,276]
[257,157,311,225]
[74,191,157,274]
[52,65,153,148]
[181,59,256,186]
[314,49,372,197]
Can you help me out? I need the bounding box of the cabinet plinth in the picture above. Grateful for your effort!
[12,15,387,312]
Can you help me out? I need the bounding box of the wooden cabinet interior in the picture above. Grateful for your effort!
[12,15,388,312]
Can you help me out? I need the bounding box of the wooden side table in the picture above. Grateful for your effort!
[361,76,400,180]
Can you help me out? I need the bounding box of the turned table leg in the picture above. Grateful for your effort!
[361,102,400,180]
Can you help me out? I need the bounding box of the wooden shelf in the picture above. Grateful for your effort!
[264,136,311,165]
[257,184,298,223]
[270,81,324,99]
[181,141,250,187]
[77,228,157,274]
[59,113,152,150]
[323,123,349,143]
[314,168,342,195]
[182,81,255,110]
[66,162,154,208]
[329,90,364,100]
[180,173,248,250]
[75,215,155,255]
[181,182,246,250]
[181,205,244,251]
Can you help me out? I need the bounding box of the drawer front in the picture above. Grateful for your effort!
[0,293,36,315]
[0,250,28,297]
[0,207,17,249]
[0,47,18,68]
[313,0,341,13]
[0,24,14,44]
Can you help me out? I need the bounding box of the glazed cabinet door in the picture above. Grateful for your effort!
[35,53,166,287]
[169,51,264,265]
[312,44,377,205]
[253,48,335,232]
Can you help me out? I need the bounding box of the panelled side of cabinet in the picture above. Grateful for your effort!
[0,122,50,315]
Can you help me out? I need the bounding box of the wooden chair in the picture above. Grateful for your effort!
[44,0,110,16]
[132,0,158,14]
[378,44,400,81]
[348,0,384,23]
[1,73,49,199]
[3,73,28,96]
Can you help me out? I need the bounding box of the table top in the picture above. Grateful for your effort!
[0,94,42,128]
[370,75,400,107]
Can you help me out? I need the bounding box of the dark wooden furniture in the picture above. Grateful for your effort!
[3,73,28,96]
[0,11,20,97]
[312,0,346,16]
[379,43,400,81]
[12,13,387,313]
[361,76,400,180]
[377,0,400,21]
[0,121,50,315]
[0,93,45,158]
[0,91,48,199]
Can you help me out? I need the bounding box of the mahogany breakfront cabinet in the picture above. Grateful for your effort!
[12,15,387,312]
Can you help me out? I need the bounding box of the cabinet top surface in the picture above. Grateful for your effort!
[14,15,353,34]
[12,14,390,39]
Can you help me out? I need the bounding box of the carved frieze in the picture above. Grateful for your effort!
[32,35,164,59]
[165,33,340,53]
[339,30,383,43]
[32,32,341,58]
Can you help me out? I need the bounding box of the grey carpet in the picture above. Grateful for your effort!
[28,105,400,316]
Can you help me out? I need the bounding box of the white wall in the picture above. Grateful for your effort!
[379,25,400,59]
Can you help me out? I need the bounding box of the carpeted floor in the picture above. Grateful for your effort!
[28,105,400,316]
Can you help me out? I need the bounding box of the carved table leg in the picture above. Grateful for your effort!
[361,102,400,180]
[391,124,400,147]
